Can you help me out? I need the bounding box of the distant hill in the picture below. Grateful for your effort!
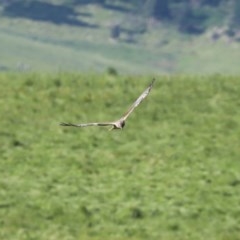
[0,0,240,74]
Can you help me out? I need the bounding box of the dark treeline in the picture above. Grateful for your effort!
[2,0,240,35]
[120,0,239,34]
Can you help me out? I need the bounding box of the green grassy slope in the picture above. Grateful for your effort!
[0,25,169,74]
[0,73,240,240]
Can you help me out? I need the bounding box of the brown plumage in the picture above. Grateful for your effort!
[60,79,155,130]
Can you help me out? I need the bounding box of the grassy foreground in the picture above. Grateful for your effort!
[0,73,240,240]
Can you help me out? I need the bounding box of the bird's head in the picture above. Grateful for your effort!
[120,120,125,129]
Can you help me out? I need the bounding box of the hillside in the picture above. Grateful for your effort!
[0,0,240,74]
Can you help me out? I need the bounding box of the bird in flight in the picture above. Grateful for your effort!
[60,79,155,130]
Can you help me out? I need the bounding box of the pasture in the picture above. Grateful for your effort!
[0,73,240,240]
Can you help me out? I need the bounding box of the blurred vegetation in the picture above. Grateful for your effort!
[0,73,240,240]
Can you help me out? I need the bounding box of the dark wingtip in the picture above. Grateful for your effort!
[149,78,156,88]
[60,122,69,126]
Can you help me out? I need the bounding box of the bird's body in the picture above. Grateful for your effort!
[60,79,155,130]
[60,119,125,130]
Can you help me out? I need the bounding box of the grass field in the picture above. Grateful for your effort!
[0,73,240,240]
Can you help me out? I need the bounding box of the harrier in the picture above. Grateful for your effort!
[60,79,155,130]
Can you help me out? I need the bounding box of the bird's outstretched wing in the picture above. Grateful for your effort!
[60,122,114,128]
[120,79,155,121]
